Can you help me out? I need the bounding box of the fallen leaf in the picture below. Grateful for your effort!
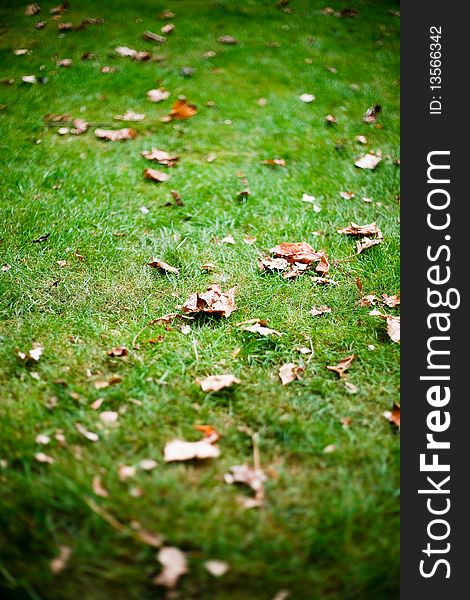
[57,22,73,31]
[355,135,367,144]
[139,458,158,471]
[310,305,331,316]
[356,237,382,254]
[339,191,355,200]
[100,66,118,73]
[355,152,382,170]
[316,253,330,274]
[143,30,166,44]
[243,236,257,244]
[162,99,197,121]
[270,242,322,265]
[224,464,267,507]
[14,48,31,56]
[35,20,46,29]
[180,324,191,335]
[369,310,400,343]
[107,346,127,357]
[279,363,304,385]
[142,148,179,166]
[240,322,281,336]
[218,35,238,45]
[75,423,99,442]
[50,545,72,574]
[199,374,240,392]
[161,23,175,34]
[90,398,104,410]
[262,158,286,166]
[148,258,179,274]
[95,128,137,141]
[182,284,237,318]
[147,88,170,102]
[36,434,50,445]
[299,93,315,103]
[205,560,229,577]
[26,4,41,16]
[2,264,12,272]
[326,354,356,378]
[144,168,171,182]
[118,465,136,480]
[57,58,72,67]
[325,114,337,123]
[383,402,400,429]
[337,222,383,238]
[344,382,358,394]
[220,235,235,244]
[22,75,37,84]
[363,105,381,123]
[16,343,44,362]
[160,10,175,19]
[164,438,220,462]
[357,294,376,307]
[382,294,400,307]
[92,475,109,498]
[114,109,145,122]
[154,547,187,588]
[35,452,54,464]
[99,411,119,426]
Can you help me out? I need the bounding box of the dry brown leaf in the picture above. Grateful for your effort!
[199,374,240,392]
[57,22,73,31]
[95,128,137,141]
[356,237,382,254]
[259,257,289,272]
[369,310,400,343]
[114,109,145,122]
[25,4,41,16]
[224,464,267,507]
[262,158,286,166]
[270,242,322,265]
[160,10,175,19]
[92,475,109,498]
[316,253,330,274]
[218,35,238,45]
[339,191,355,200]
[16,342,43,362]
[50,545,72,574]
[355,152,382,170]
[148,258,179,274]
[182,284,236,318]
[162,99,197,121]
[164,438,220,462]
[279,363,304,386]
[143,30,166,43]
[310,305,331,316]
[99,411,119,426]
[325,114,337,124]
[337,222,383,237]
[100,66,118,73]
[57,58,72,67]
[220,235,235,244]
[326,354,356,378]
[154,547,187,588]
[118,465,136,480]
[382,294,400,307]
[205,560,229,577]
[363,105,381,123]
[144,168,171,182]
[384,402,400,429]
[299,93,315,103]
[357,294,376,307]
[161,23,174,34]
[142,148,179,166]
[355,135,367,144]
[147,88,170,102]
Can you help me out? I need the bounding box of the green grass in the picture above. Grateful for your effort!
[0,1,400,598]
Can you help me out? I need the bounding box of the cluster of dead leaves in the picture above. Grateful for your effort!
[182,284,237,318]
[260,242,330,279]
[337,222,383,254]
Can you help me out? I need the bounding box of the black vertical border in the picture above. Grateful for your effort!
[401,1,469,597]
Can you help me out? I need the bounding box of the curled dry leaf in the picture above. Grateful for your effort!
[100,66,118,74]
[337,222,383,238]
[357,237,382,254]
[326,354,356,378]
[218,35,238,45]
[95,128,136,141]
[148,258,179,274]
[363,105,381,123]
[299,93,315,103]
[262,158,286,166]
[339,191,355,200]
[355,135,368,144]
[161,99,197,122]
[16,343,44,362]
[355,152,382,170]
[270,242,322,264]
[325,114,337,124]
[161,23,175,34]
[143,30,166,44]
[357,294,376,307]
[199,374,240,392]
[114,109,145,122]
[142,148,179,166]
[107,346,127,357]
[144,168,171,182]
[382,294,400,307]
[35,452,54,464]
[205,560,229,577]
[75,423,99,442]
[92,475,109,498]
[164,438,220,462]
[224,464,267,508]
[25,4,41,16]
[220,235,235,244]
[384,402,400,430]
[369,310,400,343]
[22,75,37,84]
[57,22,73,31]
[147,88,170,102]
[279,363,304,386]
[57,58,72,67]
[182,284,236,318]
[310,305,331,316]
[154,547,187,588]
[50,545,72,574]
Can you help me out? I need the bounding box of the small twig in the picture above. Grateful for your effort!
[252,433,261,471]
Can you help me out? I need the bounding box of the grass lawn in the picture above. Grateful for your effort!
[0,1,400,598]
